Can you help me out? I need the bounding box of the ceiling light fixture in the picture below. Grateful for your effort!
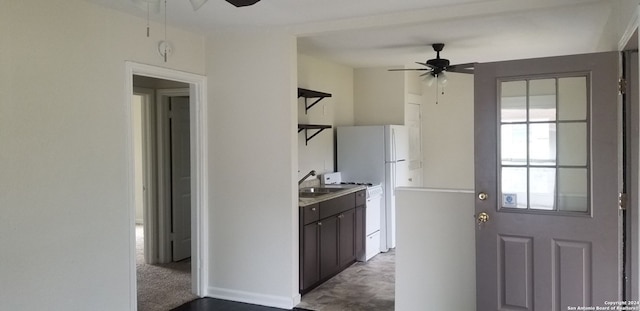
[423,71,448,105]
[424,72,448,88]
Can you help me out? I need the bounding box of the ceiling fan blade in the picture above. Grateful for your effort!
[415,61,436,69]
[189,0,208,10]
[225,0,260,7]
[388,68,430,72]
[447,62,476,74]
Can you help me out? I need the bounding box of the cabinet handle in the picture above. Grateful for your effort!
[311,207,316,211]
[338,214,344,219]
[318,222,322,226]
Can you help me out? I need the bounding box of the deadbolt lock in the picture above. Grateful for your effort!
[478,192,488,201]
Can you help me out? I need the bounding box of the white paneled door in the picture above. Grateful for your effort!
[405,99,423,187]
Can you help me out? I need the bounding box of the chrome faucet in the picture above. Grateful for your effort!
[298,170,317,185]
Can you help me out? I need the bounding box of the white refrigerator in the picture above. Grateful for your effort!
[336,125,409,251]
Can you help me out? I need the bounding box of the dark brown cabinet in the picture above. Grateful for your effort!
[319,216,339,279]
[338,209,355,267]
[355,204,365,261]
[301,222,319,290]
[299,190,366,294]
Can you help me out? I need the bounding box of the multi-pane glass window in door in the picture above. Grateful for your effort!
[499,76,589,213]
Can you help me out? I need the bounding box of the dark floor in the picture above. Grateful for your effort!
[170,298,314,311]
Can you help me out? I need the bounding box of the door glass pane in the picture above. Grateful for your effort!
[501,81,527,122]
[501,124,527,165]
[501,167,527,209]
[558,123,587,166]
[558,77,587,121]
[529,79,556,122]
[529,123,556,166]
[529,168,556,210]
[497,76,589,214]
[558,168,588,212]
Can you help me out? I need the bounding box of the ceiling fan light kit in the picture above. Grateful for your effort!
[424,72,448,87]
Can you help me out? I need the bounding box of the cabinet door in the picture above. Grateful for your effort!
[319,216,339,279]
[301,222,319,292]
[355,205,366,261]
[339,209,356,267]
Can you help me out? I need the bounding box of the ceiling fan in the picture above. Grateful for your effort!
[389,43,475,86]
[190,0,261,10]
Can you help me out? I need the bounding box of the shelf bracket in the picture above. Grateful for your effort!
[298,124,332,145]
[304,128,326,145]
[303,97,324,114]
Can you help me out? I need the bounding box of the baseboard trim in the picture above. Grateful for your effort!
[207,286,301,310]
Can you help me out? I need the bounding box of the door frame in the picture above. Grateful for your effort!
[125,62,209,310]
[619,5,639,302]
[132,87,158,265]
[156,88,191,263]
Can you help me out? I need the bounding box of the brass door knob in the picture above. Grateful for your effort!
[477,212,489,224]
[478,192,488,201]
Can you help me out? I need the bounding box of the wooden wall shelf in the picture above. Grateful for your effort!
[298,88,332,114]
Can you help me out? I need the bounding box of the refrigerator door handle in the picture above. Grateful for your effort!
[396,159,406,162]
[391,128,397,161]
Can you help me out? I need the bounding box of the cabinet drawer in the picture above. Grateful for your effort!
[355,190,366,206]
[303,204,320,225]
[320,193,355,219]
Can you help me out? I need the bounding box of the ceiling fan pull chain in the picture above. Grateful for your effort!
[163,0,167,62]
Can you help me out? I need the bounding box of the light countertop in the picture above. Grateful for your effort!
[298,184,366,207]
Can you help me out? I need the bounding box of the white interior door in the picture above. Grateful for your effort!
[170,96,191,262]
[475,52,621,310]
[405,98,423,187]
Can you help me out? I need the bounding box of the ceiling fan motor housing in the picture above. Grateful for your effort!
[426,58,449,74]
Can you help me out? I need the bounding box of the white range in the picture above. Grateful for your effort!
[321,172,383,261]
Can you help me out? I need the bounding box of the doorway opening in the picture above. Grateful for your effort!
[126,62,208,311]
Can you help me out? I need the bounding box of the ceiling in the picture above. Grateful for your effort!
[88,0,623,68]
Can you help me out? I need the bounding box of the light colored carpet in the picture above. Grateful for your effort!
[136,225,197,311]
[296,250,396,311]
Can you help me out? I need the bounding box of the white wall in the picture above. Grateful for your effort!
[206,30,300,308]
[0,1,205,310]
[297,54,355,178]
[421,73,475,190]
[395,188,475,311]
[354,67,405,125]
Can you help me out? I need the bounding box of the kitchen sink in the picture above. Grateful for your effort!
[299,187,344,193]
[299,192,330,198]
[299,187,345,198]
